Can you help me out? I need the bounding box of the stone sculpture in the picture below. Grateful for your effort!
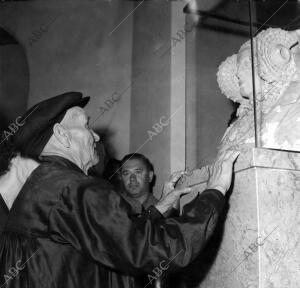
[217,28,299,152]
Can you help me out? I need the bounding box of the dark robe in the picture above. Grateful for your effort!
[0,195,8,233]
[0,156,225,288]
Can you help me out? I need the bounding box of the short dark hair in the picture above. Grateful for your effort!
[120,153,154,173]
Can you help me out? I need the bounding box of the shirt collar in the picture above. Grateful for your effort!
[143,193,158,209]
[120,191,158,214]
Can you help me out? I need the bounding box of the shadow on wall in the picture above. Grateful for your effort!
[0,27,29,133]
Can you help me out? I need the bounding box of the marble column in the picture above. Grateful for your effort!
[180,147,300,288]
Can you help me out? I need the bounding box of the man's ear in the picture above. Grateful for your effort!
[52,123,71,148]
[149,171,154,183]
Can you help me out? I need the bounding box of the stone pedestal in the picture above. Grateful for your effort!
[180,148,300,288]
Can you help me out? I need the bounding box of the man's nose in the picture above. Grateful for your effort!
[92,131,100,142]
[129,174,136,181]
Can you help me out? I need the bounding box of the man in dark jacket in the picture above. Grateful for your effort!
[120,153,158,213]
[119,153,181,288]
[0,92,239,288]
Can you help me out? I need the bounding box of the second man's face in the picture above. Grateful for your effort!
[120,159,153,198]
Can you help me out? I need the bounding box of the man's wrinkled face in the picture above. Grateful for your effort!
[63,107,100,171]
[121,159,153,198]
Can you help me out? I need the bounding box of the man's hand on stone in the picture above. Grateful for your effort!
[155,171,192,215]
[162,170,187,195]
[163,170,189,210]
[206,150,240,195]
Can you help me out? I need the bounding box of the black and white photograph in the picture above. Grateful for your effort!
[0,0,299,287]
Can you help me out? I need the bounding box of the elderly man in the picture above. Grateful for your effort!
[0,92,238,288]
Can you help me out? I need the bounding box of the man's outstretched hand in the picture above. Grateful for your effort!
[154,150,239,215]
[206,150,240,195]
[155,171,192,215]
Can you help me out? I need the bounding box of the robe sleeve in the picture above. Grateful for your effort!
[48,178,224,274]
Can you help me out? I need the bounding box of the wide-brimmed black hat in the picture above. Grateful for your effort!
[11,91,90,158]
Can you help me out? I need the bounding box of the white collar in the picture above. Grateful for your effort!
[0,157,39,209]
